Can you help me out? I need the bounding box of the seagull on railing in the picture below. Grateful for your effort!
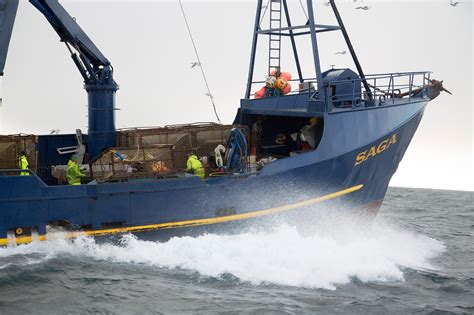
[449,0,462,6]
[190,62,201,69]
[355,6,371,10]
[335,50,347,55]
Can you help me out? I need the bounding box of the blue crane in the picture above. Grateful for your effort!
[1,0,118,160]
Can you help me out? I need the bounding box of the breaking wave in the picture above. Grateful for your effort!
[0,218,445,290]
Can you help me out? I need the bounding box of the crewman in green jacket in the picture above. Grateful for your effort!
[18,150,29,176]
[186,153,205,179]
[67,155,85,185]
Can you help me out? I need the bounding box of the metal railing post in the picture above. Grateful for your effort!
[408,74,413,102]
[391,75,395,104]
[373,77,377,106]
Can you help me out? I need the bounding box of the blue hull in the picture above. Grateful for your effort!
[0,99,427,245]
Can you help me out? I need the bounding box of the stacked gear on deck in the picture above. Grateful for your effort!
[0,135,37,173]
[84,123,248,181]
[255,69,292,99]
[89,145,174,181]
[116,123,247,167]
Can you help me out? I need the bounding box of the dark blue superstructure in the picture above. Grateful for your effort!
[0,0,448,246]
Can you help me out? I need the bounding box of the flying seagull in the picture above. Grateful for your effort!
[190,62,201,68]
[335,50,347,55]
[323,1,330,6]
[355,6,371,10]
[449,0,461,6]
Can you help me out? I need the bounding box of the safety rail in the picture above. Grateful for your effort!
[325,71,432,110]
[246,71,432,112]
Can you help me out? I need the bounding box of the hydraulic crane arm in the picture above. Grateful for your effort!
[28,0,119,159]
[0,0,19,76]
[29,0,112,85]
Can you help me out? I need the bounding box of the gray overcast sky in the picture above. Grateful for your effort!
[0,0,472,190]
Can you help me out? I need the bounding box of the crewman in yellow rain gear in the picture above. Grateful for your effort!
[186,152,205,179]
[18,150,29,176]
[67,155,85,185]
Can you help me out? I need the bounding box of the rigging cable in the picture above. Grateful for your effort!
[178,0,222,124]
[298,0,309,21]
[259,0,271,26]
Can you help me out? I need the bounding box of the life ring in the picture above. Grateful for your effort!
[15,228,23,235]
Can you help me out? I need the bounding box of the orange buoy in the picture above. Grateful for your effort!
[282,82,292,95]
[255,86,266,99]
[280,72,292,81]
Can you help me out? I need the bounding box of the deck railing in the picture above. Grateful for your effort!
[325,71,432,109]
[248,71,432,112]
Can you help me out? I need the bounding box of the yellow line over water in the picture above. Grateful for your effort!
[0,184,363,246]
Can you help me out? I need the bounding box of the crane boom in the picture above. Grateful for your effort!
[29,0,119,160]
[1,0,119,159]
[29,0,111,80]
[0,0,19,76]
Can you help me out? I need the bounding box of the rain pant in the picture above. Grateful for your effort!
[18,155,29,176]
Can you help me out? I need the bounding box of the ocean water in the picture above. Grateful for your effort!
[0,187,472,314]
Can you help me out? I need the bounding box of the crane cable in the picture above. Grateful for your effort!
[299,0,309,21]
[178,0,222,124]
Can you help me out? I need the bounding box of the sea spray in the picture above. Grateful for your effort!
[0,217,445,290]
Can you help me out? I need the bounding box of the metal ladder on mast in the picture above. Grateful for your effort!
[268,0,282,75]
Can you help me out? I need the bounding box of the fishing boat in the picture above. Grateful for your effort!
[0,0,450,246]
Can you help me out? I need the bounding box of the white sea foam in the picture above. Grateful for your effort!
[0,218,445,290]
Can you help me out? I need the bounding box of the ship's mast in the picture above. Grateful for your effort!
[329,0,373,103]
[245,0,372,103]
[245,0,339,100]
